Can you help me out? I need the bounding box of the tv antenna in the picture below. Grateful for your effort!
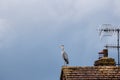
[98,24,120,66]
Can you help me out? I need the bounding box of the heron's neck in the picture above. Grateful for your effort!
[61,48,64,51]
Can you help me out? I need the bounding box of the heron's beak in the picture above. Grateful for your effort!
[59,45,64,49]
[59,46,62,49]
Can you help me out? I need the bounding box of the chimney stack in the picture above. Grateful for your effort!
[94,49,116,66]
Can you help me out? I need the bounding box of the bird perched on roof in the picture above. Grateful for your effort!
[60,45,69,66]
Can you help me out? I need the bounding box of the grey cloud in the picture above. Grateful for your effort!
[0,0,120,80]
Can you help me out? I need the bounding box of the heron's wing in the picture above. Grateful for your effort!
[63,51,69,64]
[63,51,68,59]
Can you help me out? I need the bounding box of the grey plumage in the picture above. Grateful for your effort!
[60,45,69,65]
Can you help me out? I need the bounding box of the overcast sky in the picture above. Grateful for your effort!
[0,0,120,80]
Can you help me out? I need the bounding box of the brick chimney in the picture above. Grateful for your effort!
[99,49,108,59]
[94,49,116,66]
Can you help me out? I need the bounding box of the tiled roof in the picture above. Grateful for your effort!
[60,66,120,80]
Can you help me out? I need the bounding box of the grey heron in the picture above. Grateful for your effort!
[60,45,69,65]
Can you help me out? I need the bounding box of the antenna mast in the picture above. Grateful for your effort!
[99,24,120,66]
